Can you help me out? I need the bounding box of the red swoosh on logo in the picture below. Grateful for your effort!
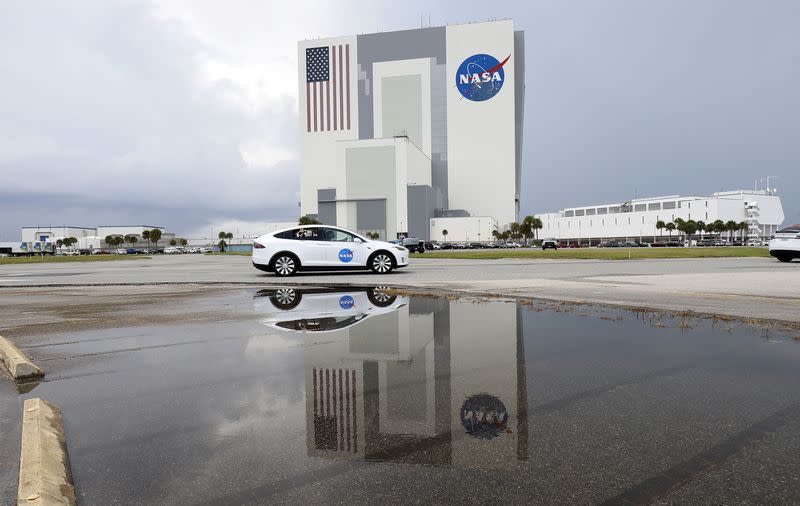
[463,54,511,97]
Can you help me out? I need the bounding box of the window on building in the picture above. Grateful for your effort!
[564,210,574,217]
[597,207,608,215]
[705,212,708,220]
[609,206,620,214]
[663,201,676,210]
[575,209,585,217]
[648,203,661,211]
[586,208,596,216]
[642,216,645,223]
[628,217,631,224]
[634,204,646,212]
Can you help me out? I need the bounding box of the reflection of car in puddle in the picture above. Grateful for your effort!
[254,287,406,333]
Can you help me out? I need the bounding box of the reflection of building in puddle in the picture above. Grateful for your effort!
[303,296,528,467]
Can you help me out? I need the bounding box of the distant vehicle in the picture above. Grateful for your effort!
[114,249,127,255]
[163,247,182,254]
[400,237,425,253]
[126,248,142,255]
[506,242,521,248]
[768,225,800,263]
[746,238,767,247]
[541,239,558,250]
[696,238,715,247]
[254,287,407,333]
[251,225,409,276]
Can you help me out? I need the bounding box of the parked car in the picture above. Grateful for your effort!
[400,238,425,253]
[541,239,558,250]
[251,225,409,276]
[114,248,127,255]
[768,225,800,263]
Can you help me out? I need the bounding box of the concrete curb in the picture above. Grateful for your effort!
[0,335,44,380]
[18,398,77,506]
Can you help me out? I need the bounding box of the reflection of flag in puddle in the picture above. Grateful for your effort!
[313,368,358,453]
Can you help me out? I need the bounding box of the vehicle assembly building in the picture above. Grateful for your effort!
[298,20,525,241]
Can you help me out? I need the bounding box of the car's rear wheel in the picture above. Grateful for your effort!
[272,254,298,276]
[369,252,394,274]
[776,254,793,263]
[270,288,302,310]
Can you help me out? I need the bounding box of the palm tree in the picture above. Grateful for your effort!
[696,221,706,239]
[180,238,188,247]
[218,231,228,252]
[124,235,137,249]
[170,239,177,246]
[56,239,64,250]
[299,215,321,225]
[738,221,748,242]
[656,220,665,239]
[665,222,676,238]
[532,217,543,240]
[149,229,162,250]
[519,216,535,245]
[725,220,738,242]
[684,220,698,246]
[441,229,448,242]
[105,235,115,249]
[142,230,151,250]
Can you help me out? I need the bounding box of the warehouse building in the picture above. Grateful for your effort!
[298,20,525,241]
[536,189,785,243]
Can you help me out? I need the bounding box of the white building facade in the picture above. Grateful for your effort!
[298,20,525,241]
[536,190,785,243]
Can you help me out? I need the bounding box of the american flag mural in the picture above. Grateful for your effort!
[305,44,351,132]
[312,367,358,453]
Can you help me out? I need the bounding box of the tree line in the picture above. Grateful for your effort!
[655,219,748,243]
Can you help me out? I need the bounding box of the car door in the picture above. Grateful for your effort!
[320,228,368,267]
[294,227,327,266]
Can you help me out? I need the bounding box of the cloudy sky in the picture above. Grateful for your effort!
[1,0,798,239]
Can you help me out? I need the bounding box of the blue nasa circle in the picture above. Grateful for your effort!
[455,53,506,102]
[338,248,354,263]
[339,295,355,310]
[459,393,510,439]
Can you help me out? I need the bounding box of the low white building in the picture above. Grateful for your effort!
[21,226,97,243]
[96,226,166,238]
[429,216,498,243]
[536,189,785,243]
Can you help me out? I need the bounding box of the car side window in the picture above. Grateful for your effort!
[322,228,355,242]
[274,230,298,240]
[296,228,323,241]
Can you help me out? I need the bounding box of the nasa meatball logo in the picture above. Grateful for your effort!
[338,248,354,263]
[455,53,510,102]
[459,393,512,439]
[339,295,355,310]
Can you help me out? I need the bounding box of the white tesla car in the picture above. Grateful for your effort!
[769,225,800,263]
[253,287,407,333]
[252,225,409,276]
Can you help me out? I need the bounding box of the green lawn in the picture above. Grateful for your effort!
[411,247,771,261]
[0,255,150,265]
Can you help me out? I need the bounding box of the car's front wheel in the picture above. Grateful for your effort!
[272,254,299,276]
[369,252,394,274]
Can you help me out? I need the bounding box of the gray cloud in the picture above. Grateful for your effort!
[1,0,798,240]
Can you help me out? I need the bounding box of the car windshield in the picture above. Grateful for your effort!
[776,225,800,234]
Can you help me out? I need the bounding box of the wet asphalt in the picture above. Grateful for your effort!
[1,288,800,505]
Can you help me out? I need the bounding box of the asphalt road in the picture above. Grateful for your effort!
[1,254,799,323]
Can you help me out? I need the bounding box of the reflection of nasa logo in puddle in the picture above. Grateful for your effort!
[339,295,355,309]
[338,249,354,263]
[459,393,511,439]
[455,54,510,102]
